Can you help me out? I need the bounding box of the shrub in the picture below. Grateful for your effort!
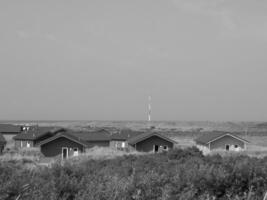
[0,147,267,200]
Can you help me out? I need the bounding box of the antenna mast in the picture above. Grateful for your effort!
[148,96,151,122]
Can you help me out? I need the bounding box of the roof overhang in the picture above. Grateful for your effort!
[128,132,177,145]
[38,134,88,147]
[207,133,249,145]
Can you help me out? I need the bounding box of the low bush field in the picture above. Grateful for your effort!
[1,147,267,200]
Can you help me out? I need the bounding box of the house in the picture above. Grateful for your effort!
[37,128,177,158]
[195,131,249,152]
[0,133,7,154]
[110,129,143,150]
[111,129,177,152]
[38,131,89,158]
[127,131,177,152]
[38,129,111,158]
[0,124,22,141]
[13,126,62,148]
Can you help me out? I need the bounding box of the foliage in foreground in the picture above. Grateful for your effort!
[1,147,267,200]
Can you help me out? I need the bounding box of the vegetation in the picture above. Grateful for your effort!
[1,147,267,200]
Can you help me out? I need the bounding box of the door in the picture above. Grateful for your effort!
[154,145,159,153]
[62,147,68,159]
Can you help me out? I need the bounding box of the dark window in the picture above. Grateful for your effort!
[234,145,238,148]
[226,145,230,151]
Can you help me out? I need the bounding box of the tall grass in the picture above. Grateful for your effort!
[1,147,267,200]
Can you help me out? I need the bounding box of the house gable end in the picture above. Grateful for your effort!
[207,133,249,145]
[38,134,88,147]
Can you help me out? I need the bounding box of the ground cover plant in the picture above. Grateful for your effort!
[1,147,267,200]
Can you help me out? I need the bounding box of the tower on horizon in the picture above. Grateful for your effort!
[148,96,151,122]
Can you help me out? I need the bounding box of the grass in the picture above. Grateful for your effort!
[68,147,144,163]
[0,147,42,163]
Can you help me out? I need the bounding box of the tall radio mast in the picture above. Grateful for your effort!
[148,96,152,122]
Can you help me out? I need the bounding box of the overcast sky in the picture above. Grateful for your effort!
[0,1,267,121]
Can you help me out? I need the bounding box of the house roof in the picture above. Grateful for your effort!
[13,126,62,141]
[110,129,143,140]
[0,124,21,133]
[127,131,177,145]
[38,129,111,147]
[38,131,89,147]
[0,133,6,144]
[74,129,111,141]
[195,131,249,145]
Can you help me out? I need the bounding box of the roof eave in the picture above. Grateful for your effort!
[38,134,88,147]
[128,133,177,145]
[207,133,249,144]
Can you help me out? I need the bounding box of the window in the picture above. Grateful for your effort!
[73,148,79,156]
[20,141,23,148]
[115,141,119,148]
[121,142,125,148]
[226,145,230,151]
[163,146,168,151]
[26,141,30,148]
[234,145,238,148]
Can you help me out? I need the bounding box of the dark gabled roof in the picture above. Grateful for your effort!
[38,131,89,147]
[195,131,249,145]
[110,129,143,141]
[13,126,62,141]
[127,131,177,145]
[0,124,21,133]
[0,133,6,144]
[74,129,111,141]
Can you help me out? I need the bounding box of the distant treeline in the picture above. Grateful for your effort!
[1,148,267,200]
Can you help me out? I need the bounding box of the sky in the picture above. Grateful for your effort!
[0,0,267,121]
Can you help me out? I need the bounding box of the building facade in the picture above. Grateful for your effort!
[195,132,249,153]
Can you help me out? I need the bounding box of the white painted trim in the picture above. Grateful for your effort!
[207,133,248,145]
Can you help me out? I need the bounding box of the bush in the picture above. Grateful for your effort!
[0,147,267,200]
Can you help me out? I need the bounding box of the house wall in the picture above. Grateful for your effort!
[210,135,245,151]
[40,137,84,157]
[3,134,17,142]
[86,141,110,149]
[15,140,34,148]
[110,140,128,149]
[133,136,174,152]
